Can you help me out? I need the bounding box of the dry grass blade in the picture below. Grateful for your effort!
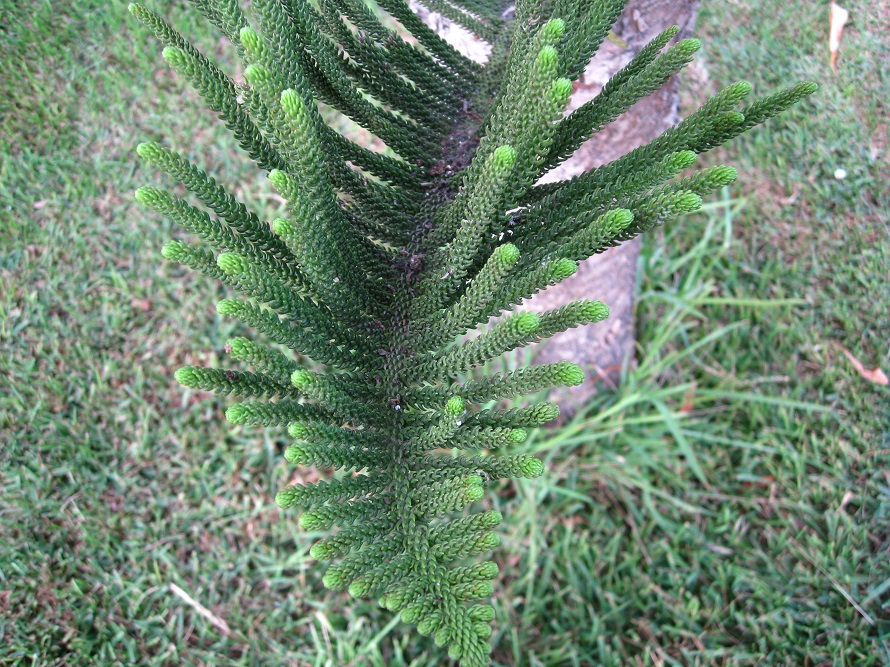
[169,582,236,639]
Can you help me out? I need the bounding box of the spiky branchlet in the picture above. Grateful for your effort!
[131,0,814,663]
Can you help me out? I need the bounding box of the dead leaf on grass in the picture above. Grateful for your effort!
[830,3,849,73]
[838,345,889,385]
[680,384,696,413]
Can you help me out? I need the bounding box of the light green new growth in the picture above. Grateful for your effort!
[130,0,815,664]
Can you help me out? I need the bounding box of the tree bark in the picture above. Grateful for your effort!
[411,0,699,411]
[526,1,699,411]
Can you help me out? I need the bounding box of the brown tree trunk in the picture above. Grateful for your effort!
[526,1,699,411]
[411,1,699,410]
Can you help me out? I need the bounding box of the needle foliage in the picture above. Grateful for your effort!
[131,1,814,663]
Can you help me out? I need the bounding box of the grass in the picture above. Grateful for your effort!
[1,1,887,665]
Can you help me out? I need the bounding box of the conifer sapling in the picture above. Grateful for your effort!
[131,1,815,664]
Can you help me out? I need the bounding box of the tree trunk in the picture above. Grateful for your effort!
[526,1,699,411]
[411,0,699,411]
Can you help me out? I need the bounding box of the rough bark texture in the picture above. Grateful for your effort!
[529,0,699,409]
[411,0,699,410]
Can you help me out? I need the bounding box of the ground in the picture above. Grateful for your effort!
[0,1,887,665]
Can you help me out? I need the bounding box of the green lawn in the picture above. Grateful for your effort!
[1,1,887,665]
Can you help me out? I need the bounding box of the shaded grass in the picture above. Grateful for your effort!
[692,0,890,379]
[1,1,887,665]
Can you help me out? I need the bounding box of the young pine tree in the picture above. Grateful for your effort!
[131,1,814,663]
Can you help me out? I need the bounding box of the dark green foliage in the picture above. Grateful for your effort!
[130,1,815,663]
